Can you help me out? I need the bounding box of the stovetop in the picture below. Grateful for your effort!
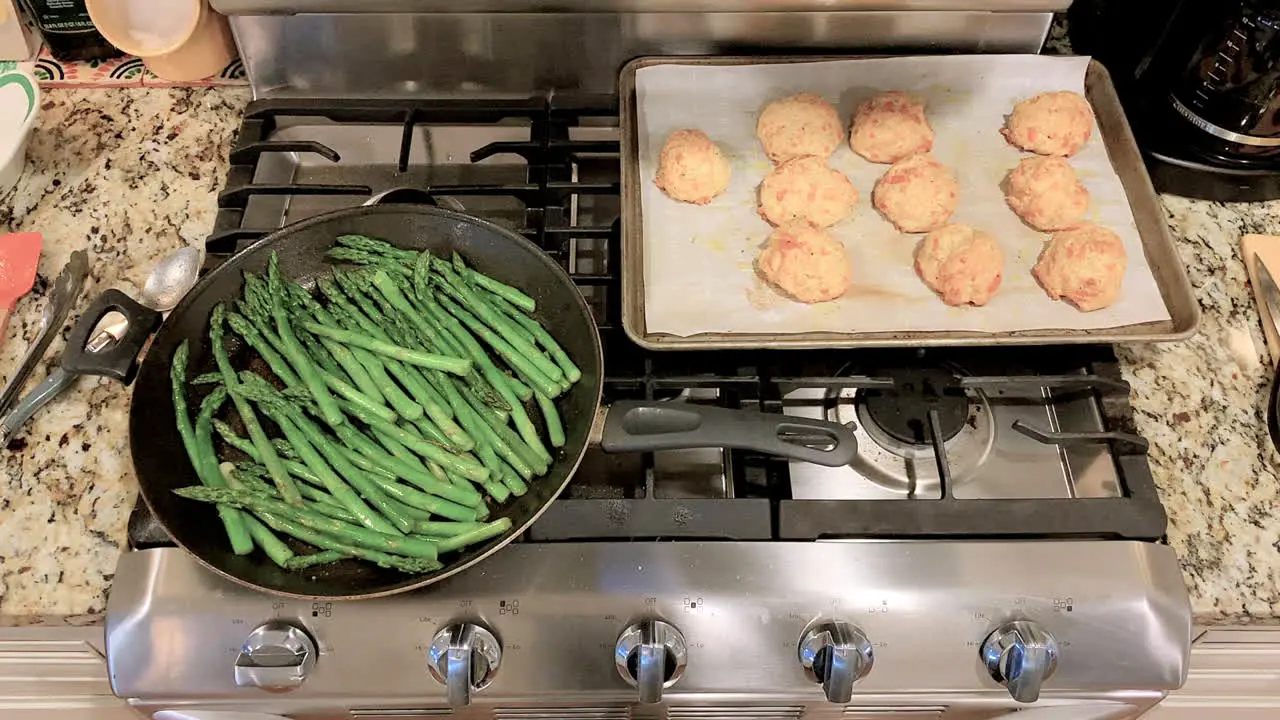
[106,92,1193,716]
[129,93,1167,551]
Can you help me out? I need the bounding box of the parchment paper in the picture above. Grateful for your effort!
[635,55,1173,337]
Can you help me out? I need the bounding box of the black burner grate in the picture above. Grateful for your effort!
[127,94,1170,549]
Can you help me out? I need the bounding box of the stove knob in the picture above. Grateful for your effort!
[981,620,1059,704]
[797,621,874,703]
[614,619,688,704]
[427,623,502,708]
[234,621,318,691]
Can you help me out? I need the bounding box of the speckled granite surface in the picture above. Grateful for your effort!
[1120,197,1280,624]
[0,87,249,617]
[0,84,1277,625]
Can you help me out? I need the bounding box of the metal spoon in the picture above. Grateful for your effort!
[0,247,201,445]
[85,246,200,351]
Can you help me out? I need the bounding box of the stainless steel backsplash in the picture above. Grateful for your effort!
[212,1,1068,13]
[218,7,1060,98]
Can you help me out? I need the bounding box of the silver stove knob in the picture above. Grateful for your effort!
[614,619,688,704]
[981,620,1059,704]
[234,621,318,691]
[428,623,502,707]
[797,620,874,703]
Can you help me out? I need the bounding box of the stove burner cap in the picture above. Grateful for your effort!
[860,368,968,446]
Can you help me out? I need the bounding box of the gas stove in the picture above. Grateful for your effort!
[107,92,1191,720]
[107,4,1192,718]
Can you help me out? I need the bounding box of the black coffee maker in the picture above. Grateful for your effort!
[1070,0,1280,201]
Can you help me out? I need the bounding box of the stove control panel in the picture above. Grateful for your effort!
[233,620,318,691]
[980,620,1060,704]
[106,542,1190,703]
[426,623,502,707]
[614,619,687,704]
[797,620,874,703]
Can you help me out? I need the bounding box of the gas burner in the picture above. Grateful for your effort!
[859,368,969,446]
[820,367,996,498]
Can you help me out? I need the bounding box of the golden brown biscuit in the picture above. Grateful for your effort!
[653,129,732,205]
[758,156,858,228]
[1032,223,1127,312]
[1005,156,1090,231]
[914,224,1005,307]
[849,91,935,164]
[1002,91,1094,157]
[756,93,844,165]
[872,154,959,233]
[756,222,852,303]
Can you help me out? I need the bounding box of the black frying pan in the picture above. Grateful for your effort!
[130,205,857,599]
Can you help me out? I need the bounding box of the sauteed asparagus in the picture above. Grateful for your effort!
[170,236,577,573]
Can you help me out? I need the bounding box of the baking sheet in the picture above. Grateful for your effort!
[634,55,1174,337]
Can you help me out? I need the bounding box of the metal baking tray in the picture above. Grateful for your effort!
[619,56,1200,350]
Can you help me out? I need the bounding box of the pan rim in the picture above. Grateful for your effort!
[130,204,605,600]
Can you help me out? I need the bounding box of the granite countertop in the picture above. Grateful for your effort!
[0,85,1277,625]
[0,87,249,619]
[1119,198,1280,623]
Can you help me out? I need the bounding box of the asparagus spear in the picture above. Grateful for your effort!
[266,253,344,427]
[336,233,419,263]
[433,518,514,553]
[171,349,253,555]
[210,305,304,507]
[432,265,563,384]
[486,291,581,383]
[176,486,439,559]
[229,382,397,535]
[463,267,536,313]
[217,463,295,568]
[286,550,349,570]
[234,374,412,534]
[534,390,567,448]
[225,311,301,386]
[340,400,489,483]
[302,321,471,376]
[434,293,562,398]
[414,520,485,538]
[333,423,485,508]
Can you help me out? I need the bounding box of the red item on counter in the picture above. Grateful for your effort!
[0,231,43,347]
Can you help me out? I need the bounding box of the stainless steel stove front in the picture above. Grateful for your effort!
[108,542,1189,719]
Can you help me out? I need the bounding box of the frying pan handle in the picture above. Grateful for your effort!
[61,290,161,383]
[599,401,857,467]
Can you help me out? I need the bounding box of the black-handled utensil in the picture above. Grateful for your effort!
[60,289,161,382]
[0,247,201,446]
[598,400,857,466]
[0,289,159,447]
